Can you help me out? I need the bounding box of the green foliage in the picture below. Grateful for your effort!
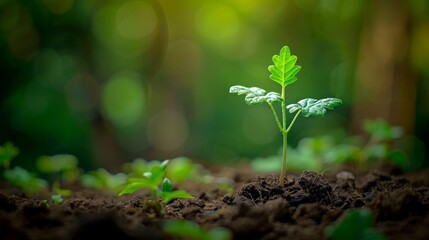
[268,46,301,87]
[325,209,385,240]
[3,167,47,194]
[122,158,150,176]
[166,157,196,183]
[0,142,19,169]
[36,154,78,173]
[40,200,49,208]
[229,86,282,105]
[36,154,80,182]
[287,98,342,117]
[81,168,127,192]
[364,119,402,141]
[163,220,232,240]
[229,45,341,182]
[119,160,193,204]
[157,178,193,204]
[52,181,72,197]
[51,194,64,206]
[251,120,410,173]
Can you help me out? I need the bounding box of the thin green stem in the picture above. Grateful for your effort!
[268,103,283,133]
[279,86,287,184]
[286,110,302,133]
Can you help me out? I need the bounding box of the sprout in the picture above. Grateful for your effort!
[230,46,342,183]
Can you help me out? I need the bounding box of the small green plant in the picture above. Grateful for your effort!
[163,220,232,240]
[119,160,193,204]
[51,194,64,206]
[52,181,72,197]
[230,46,342,183]
[3,166,47,194]
[0,142,19,169]
[36,154,80,182]
[80,168,127,193]
[325,208,385,240]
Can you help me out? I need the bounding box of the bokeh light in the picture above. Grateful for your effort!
[116,1,156,39]
[148,110,189,152]
[101,71,146,127]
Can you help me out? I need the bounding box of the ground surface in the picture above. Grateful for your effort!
[1,166,429,240]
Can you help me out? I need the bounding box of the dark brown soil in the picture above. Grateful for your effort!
[1,168,429,240]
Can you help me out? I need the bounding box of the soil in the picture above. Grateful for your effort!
[1,166,429,240]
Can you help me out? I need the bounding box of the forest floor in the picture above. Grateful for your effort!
[1,165,429,240]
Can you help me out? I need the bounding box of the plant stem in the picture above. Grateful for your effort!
[268,103,283,133]
[279,86,287,184]
[286,110,302,133]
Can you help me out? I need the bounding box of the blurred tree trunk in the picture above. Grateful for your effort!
[352,0,417,134]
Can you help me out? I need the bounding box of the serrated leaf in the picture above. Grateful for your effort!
[268,46,301,87]
[229,85,282,105]
[287,98,342,117]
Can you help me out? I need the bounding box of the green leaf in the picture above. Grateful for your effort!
[287,98,342,117]
[0,142,19,168]
[163,220,207,239]
[51,194,63,205]
[229,85,282,105]
[166,157,195,183]
[160,190,193,204]
[3,167,47,194]
[268,46,301,87]
[364,119,403,141]
[160,160,169,170]
[163,220,231,240]
[162,178,173,192]
[53,181,72,197]
[119,181,154,195]
[81,168,127,192]
[325,209,385,240]
[36,154,78,173]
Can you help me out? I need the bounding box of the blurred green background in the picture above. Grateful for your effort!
[1,0,428,171]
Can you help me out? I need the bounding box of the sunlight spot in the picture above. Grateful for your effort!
[195,3,240,41]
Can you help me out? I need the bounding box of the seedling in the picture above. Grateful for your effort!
[163,220,231,240]
[325,208,385,240]
[123,157,196,184]
[3,166,47,194]
[0,142,19,169]
[80,168,127,193]
[230,46,342,183]
[52,181,72,197]
[51,194,64,206]
[119,160,193,204]
[36,154,80,182]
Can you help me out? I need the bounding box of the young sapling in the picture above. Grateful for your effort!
[230,46,342,183]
